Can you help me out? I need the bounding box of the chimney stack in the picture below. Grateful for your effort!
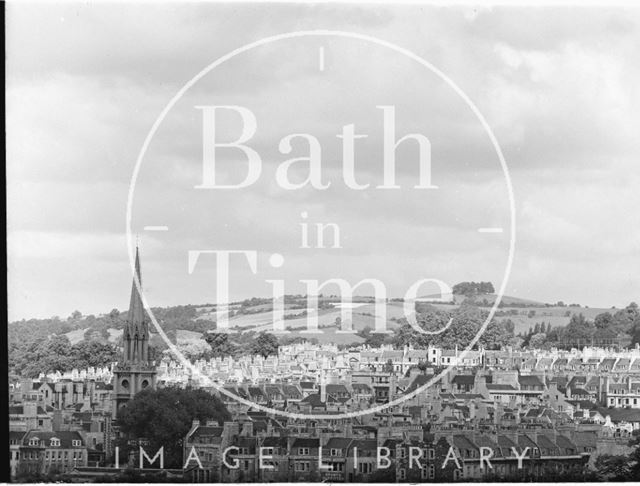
[320,374,327,403]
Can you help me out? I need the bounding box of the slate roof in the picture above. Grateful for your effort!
[300,393,337,407]
[599,407,640,423]
[326,384,350,395]
[262,436,288,449]
[517,434,538,450]
[496,434,518,452]
[566,399,597,410]
[292,437,320,449]
[487,384,516,391]
[9,431,26,444]
[189,426,223,441]
[535,433,559,452]
[22,430,85,448]
[614,358,630,370]
[600,358,616,369]
[407,374,432,393]
[518,375,544,387]
[452,435,478,451]
[349,439,378,454]
[325,437,352,450]
[555,435,577,453]
[451,375,475,385]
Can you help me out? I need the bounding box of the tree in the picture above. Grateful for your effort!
[203,332,238,358]
[434,436,458,481]
[172,340,212,360]
[595,312,614,329]
[391,302,513,351]
[562,313,595,346]
[452,281,495,297]
[117,387,230,469]
[70,341,118,369]
[503,319,515,334]
[595,454,631,480]
[529,333,547,349]
[249,332,279,358]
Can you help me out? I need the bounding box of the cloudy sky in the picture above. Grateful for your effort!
[7,3,640,321]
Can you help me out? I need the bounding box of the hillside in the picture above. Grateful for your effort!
[10,293,615,348]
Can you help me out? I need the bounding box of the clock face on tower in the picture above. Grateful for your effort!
[127,31,515,419]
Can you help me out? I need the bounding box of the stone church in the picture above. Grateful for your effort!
[112,247,157,419]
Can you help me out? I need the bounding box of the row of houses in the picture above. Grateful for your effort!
[179,418,591,482]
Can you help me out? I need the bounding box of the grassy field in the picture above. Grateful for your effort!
[64,328,87,345]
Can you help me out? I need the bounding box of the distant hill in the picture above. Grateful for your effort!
[9,293,617,352]
[452,293,546,307]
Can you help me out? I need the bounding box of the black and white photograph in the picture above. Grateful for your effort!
[5,1,640,483]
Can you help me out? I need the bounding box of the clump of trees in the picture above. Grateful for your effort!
[518,302,640,349]
[10,335,118,378]
[9,304,217,378]
[452,281,495,296]
[116,387,230,469]
[390,301,514,350]
[202,331,280,359]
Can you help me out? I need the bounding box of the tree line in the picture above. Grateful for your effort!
[518,302,639,350]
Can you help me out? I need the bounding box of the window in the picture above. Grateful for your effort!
[295,461,310,471]
[50,438,60,447]
[298,447,310,455]
[427,448,435,460]
[330,448,341,457]
[29,437,40,446]
[72,440,81,447]
[429,464,436,479]
[399,468,406,480]
[358,463,373,474]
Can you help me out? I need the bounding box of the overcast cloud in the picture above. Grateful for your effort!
[7,3,640,320]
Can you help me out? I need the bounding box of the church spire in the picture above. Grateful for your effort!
[123,244,148,363]
[128,245,145,329]
[113,243,156,419]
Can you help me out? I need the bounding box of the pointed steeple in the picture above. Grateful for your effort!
[123,245,149,363]
[127,245,145,331]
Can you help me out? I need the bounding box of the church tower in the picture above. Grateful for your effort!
[112,246,157,419]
